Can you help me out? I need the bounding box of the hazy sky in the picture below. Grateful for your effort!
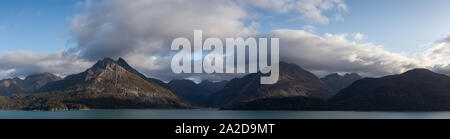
[1,0,450,80]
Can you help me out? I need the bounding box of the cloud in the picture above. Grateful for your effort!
[433,64,450,75]
[237,0,296,13]
[0,0,259,81]
[334,14,345,21]
[70,0,257,61]
[419,41,450,63]
[0,50,92,79]
[417,36,450,75]
[239,0,348,24]
[296,0,348,24]
[66,0,260,81]
[271,30,427,77]
[302,25,316,33]
[352,32,366,42]
[0,69,15,79]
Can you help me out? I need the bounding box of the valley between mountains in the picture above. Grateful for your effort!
[1,57,449,111]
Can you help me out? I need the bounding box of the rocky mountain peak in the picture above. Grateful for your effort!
[92,58,121,69]
[24,72,62,92]
[90,57,149,81]
[92,57,133,70]
[38,57,186,108]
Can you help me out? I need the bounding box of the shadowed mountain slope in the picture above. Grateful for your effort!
[210,62,334,109]
[330,69,450,110]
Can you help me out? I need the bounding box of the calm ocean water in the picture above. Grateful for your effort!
[1,109,450,119]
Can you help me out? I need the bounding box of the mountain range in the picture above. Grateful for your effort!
[168,79,227,106]
[2,57,450,111]
[209,62,335,109]
[0,73,61,96]
[0,58,187,110]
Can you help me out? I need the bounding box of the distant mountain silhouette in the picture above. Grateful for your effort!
[330,69,450,110]
[0,73,61,96]
[321,73,362,92]
[209,62,335,109]
[168,79,227,106]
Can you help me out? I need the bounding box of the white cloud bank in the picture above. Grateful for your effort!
[419,36,450,75]
[271,30,428,77]
[0,50,92,78]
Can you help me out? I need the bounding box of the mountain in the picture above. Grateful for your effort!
[0,73,61,96]
[168,79,227,106]
[198,80,228,93]
[24,73,62,92]
[0,78,25,96]
[321,73,362,92]
[27,58,188,110]
[330,69,450,110]
[209,62,335,109]
[116,58,169,88]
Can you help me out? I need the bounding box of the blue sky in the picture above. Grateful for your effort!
[1,0,450,55]
[0,0,81,53]
[321,0,450,54]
